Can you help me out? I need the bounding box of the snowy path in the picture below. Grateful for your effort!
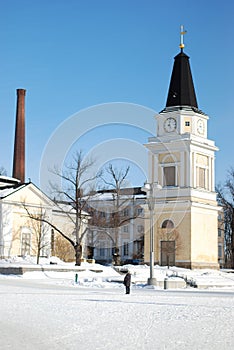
[0,278,234,350]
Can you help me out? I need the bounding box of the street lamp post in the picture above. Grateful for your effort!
[142,182,161,285]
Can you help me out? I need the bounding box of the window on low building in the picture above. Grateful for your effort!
[123,209,129,217]
[123,242,129,256]
[218,244,223,258]
[21,230,31,256]
[100,241,105,257]
[51,229,55,255]
[137,225,144,233]
[123,225,129,233]
[137,208,143,215]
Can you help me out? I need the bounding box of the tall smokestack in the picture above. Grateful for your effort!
[12,89,26,183]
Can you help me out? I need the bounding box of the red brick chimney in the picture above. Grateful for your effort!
[12,89,26,183]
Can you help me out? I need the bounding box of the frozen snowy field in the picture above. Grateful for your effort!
[0,260,234,350]
[0,278,234,350]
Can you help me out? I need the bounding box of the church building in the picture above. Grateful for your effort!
[144,29,220,269]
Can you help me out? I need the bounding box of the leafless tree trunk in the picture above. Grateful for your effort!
[49,151,102,265]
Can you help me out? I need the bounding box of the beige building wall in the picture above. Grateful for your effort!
[144,206,192,266]
[190,204,218,268]
[1,184,53,258]
[144,198,219,269]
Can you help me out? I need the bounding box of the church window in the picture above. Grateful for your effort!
[197,167,206,189]
[185,121,190,126]
[161,219,174,229]
[163,166,176,186]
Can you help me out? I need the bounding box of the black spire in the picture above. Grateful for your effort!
[166,49,198,109]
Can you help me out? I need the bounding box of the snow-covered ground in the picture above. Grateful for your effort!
[0,257,234,349]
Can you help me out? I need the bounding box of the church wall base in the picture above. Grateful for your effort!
[151,260,220,270]
[175,261,220,270]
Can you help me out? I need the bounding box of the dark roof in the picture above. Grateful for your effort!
[166,50,198,109]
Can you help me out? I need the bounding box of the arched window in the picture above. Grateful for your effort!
[161,219,174,229]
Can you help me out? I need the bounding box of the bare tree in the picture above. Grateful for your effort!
[216,168,234,268]
[23,151,101,265]
[49,151,101,265]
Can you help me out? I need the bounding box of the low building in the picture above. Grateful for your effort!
[86,187,145,264]
[0,176,88,262]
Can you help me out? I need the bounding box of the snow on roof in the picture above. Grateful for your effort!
[88,191,146,202]
[0,175,20,188]
[0,184,26,199]
[0,175,20,182]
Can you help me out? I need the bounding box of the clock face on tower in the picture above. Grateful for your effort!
[197,119,204,134]
[164,117,177,132]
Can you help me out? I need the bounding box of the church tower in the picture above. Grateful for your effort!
[144,28,219,269]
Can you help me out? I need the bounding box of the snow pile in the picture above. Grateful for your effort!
[1,256,234,289]
[0,255,67,266]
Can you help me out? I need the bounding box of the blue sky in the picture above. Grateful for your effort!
[0,0,233,190]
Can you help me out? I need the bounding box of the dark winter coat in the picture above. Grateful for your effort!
[123,273,131,287]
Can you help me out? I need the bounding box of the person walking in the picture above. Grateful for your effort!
[123,271,131,294]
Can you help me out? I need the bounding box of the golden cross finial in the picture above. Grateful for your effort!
[179,25,187,50]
